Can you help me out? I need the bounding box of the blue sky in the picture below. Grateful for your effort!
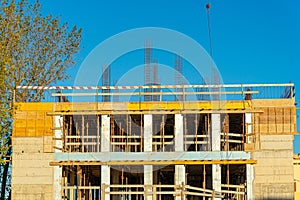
[40,0,300,152]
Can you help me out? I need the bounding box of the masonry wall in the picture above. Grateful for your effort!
[12,103,54,200]
[294,157,300,199]
[252,99,296,199]
[11,137,54,200]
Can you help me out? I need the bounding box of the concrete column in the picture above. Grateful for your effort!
[101,165,110,200]
[212,164,222,199]
[245,113,252,143]
[101,115,110,152]
[211,114,221,199]
[175,114,184,152]
[144,115,153,200]
[246,113,254,200]
[53,116,63,200]
[101,115,110,200]
[246,164,254,200]
[175,114,185,200]
[144,114,153,152]
[211,114,221,151]
[144,165,153,200]
[175,165,186,200]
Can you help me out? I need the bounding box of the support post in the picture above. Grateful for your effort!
[175,114,184,152]
[175,165,186,200]
[211,114,221,199]
[246,164,254,200]
[101,115,111,200]
[175,114,185,200]
[144,115,153,152]
[101,166,110,200]
[144,115,153,200]
[53,116,63,200]
[144,165,153,200]
[211,114,221,151]
[101,115,111,152]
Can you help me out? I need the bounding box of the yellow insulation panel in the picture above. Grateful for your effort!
[13,103,54,137]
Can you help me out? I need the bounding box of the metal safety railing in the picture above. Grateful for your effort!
[16,83,295,103]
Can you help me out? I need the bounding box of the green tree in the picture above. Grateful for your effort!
[0,0,82,199]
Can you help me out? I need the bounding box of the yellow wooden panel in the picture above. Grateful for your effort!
[35,128,46,136]
[13,128,26,137]
[25,128,36,137]
[36,112,45,119]
[14,111,27,119]
[45,118,53,127]
[15,102,54,111]
[14,103,54,137]
[14,120,27,128]
[36,119,46,128]
[26,120,36,128]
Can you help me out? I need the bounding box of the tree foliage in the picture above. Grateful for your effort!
[0,0,82,199]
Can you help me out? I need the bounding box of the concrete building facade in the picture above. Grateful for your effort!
[11,83,297,200]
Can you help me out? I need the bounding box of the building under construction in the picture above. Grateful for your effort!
[9,40,297,200]
[11,81,297,200]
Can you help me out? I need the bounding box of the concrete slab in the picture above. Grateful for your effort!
[54,151,252,161]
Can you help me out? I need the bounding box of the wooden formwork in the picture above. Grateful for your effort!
[13,103,53,137]
[252,99,296,136]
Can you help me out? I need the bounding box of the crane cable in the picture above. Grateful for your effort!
[206,3,213,57]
